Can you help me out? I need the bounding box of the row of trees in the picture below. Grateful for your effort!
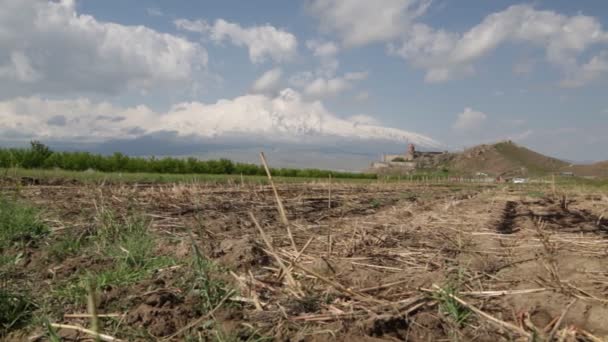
[0,141,376,179]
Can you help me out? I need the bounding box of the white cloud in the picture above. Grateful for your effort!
[0,0,206,96]
[0,91,441,148]
[306,39,340,77]
[308,0,430,47]
[390,4,608,84]
[0,51,42,83]
[506,130,533,141]
[453,108,487,132]
[347,114,379,126]
[0,97,156,140]
[560,50,608,87]
[306,40,339,58]
[303,72,368,98]
[175,18,297,63]
[251,68,282,94]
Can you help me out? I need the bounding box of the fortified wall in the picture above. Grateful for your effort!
[370,144,449,173]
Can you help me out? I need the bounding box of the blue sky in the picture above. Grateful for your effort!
[1,0,607,168]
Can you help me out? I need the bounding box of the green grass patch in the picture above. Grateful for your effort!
[190,241,232,313]
[433,271,471,329]
[2,167,377,185]
[434,284,471,327]
[54,211,175,305]
[0,195,48,251]
[0,287,36,336]
[48,236,84,262]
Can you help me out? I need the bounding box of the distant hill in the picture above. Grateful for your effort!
[562,161,608,178]
[448,141,570,177]
[368,140,608,178]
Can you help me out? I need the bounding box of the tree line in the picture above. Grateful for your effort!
[0,141,376,179]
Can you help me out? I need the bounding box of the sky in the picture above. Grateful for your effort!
[1,0,607,169]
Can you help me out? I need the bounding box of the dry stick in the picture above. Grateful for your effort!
[259,152,297,252]
[358,279,411,293]
[64,313,123,319]
[327,174,332,256]
[430,284,531,339]
[278,236,314,283]
[458,288,547,297]
[328,174,332,209]
[249,212,301,294]
[86,280,100,342]
[547,298,577,341]
[50,324,122,342]
[292,263,381,303]
[577,329,605,342]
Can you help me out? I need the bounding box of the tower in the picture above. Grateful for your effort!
[406,143,416,160]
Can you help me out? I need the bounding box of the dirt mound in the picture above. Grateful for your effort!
[213,237,270,270]
[126,291,199,337]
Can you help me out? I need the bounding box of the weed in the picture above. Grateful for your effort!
[190,241,231,313]
[0,196,48,250]
[54,212,175,305]
[0,287,36,336]
[45,321,61,342]
[109,225,154,268]
[0,253,24,272]
[434,284,471,328]
[94,209,144,246]
[48,236,83,261]
[370,199,381,208]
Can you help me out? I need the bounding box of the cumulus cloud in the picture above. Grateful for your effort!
[390,5,608,84]
[308,0,430,47]
[306,39,340,76]
[175,18,297,63]
[251,68,283,94]
[453,108,487,132]
[288,70,369,99]
[0,97,157,141]
[0,0,206,96]
[306,40,339,58]
[560,50,608,87]
[0,91,441,148]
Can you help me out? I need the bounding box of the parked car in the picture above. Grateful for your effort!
[512,178,527,184]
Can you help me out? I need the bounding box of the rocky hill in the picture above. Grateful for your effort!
[448,141,569,176]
